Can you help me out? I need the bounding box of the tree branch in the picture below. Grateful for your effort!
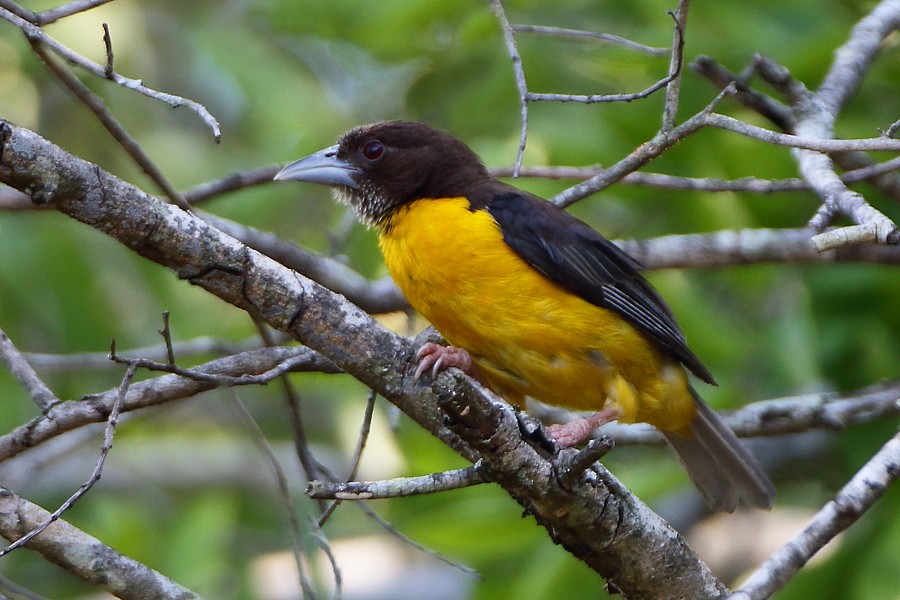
[510,24,668,55]
[0,345,336,463]
[0,6,220,140]
[0,117,729,599]
[0,486,201,599]
[0,327,58,412]
[308,463,489,500]
[730,428,900,599]
[488,0,528,176]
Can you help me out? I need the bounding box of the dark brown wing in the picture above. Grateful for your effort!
[480,186,716,385]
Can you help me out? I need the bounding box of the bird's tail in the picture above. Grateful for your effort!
[661,389,774,512]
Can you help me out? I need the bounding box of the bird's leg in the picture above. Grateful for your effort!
[546,408,619,449]
[414,342,487,385]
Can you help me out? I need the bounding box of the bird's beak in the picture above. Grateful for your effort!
[274,144,360,189]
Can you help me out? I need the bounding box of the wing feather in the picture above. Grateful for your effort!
[483,187,715,385]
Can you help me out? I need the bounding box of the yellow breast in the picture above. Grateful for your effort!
[378,197,695,431]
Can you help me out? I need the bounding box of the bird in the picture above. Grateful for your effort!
[275,120,775,511]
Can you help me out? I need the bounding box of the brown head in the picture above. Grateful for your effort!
[275,121,492,227]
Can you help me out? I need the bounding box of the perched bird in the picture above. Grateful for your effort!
[275,121,774,511]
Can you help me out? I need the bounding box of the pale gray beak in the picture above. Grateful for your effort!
[274,144,360,188]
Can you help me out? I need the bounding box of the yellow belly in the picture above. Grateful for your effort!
[378,197,696,431]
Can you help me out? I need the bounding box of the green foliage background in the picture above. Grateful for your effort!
[0,0,898,598]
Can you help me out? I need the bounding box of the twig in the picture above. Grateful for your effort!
[250,316,329,504]
[493,154,900,191]
[27,38,193,211]
[511,24,668,55]
[661,0,689,132]
[556,438,616,489]
[101,22,113,78]
[0,327,58,412]
[0,362,132,558]
[488,0,528,177]
[110,339,327,386]
[694,54,900,202]
[549,85,733,207]
[23,335,276,371]
[885,117,900,139]
[0,573,49,600]
[730,428,900,600]
[354,500,481,577]
[691,55,794,131]
[0,346,338,462]
[0,7,221,140]
[309,462,489,500]
[789,0,900,248]
[227,390,329,600]
[309,459,480,576]
[158,311,176,366]
[701,112,900,153]
[182,164,282,204]
[0,0,34,22]
[34,0,115,26]
[318,390,378,525]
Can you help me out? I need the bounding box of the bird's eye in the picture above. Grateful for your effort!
[362,140,384,161]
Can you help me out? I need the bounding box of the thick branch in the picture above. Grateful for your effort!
[0,487,200,599]
[0,118,727,598]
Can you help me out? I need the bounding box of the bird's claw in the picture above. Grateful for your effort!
[413,342,479,382]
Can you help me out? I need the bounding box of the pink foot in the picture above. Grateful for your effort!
[414,342,485,384]
[546,408,619,448]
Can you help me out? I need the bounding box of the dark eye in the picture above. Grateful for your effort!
[362,140,384,161]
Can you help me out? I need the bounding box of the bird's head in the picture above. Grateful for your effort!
[275,121,491,227]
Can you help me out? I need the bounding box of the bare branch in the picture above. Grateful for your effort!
[694,54,900,202]
[0,185,32,209]
[785,1,900,247]
[0,485,201,599]
[661,0,689,132]
[731,428,900,600]
[182,164,282,205]
[0,6,221,140]
[318,389,378,524]
[511,24,668,55]
[619,227,900,268]
[816,0,900,116]
[0,327,58,412]
[28,38,192,211]
[0,118,728,598]
[101,22,114,78]
[701,112,900,153]
[23,335,272,371]
[0,346,337,462]
[691,55,794,131]
[227,391,329,600]
[0,363,131,558]
[35,0,115,26]
[549,87,731,206]
[488,0,528,176]
[494,155,900,192]
[886,116,900,138]
[200,211,408,314]
[308,462,489,500]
